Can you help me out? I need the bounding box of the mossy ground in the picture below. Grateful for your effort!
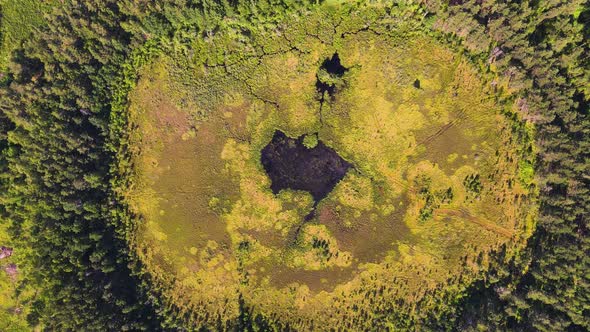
[122,5,537,330]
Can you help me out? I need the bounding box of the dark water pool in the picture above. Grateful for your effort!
[260,130,351,205]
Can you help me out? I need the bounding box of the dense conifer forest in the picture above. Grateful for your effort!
[0,0,588,331]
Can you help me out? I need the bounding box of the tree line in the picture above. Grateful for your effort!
[0,0,587,330]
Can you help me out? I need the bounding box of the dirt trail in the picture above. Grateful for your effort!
[435,208,513,238]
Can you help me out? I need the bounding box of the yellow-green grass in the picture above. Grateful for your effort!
[0,0,55,74]
[0,221,38,331]
[122,7,537,330]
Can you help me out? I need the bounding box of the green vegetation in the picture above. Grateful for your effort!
[121,11,537,327]
[0,0,56,75]
[0,224,34,332]
[0,0,587,331]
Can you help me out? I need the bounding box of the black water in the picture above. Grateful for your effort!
[322,53,347,76]
[260,131,351,205]
[413,78,421,89]
[316,53,349,97]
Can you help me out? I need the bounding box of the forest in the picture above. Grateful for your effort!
[0,0,588,331]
